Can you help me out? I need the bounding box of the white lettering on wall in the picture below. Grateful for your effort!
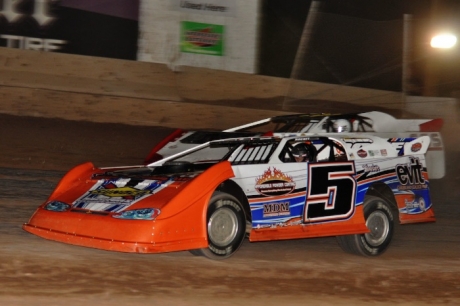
[174,0,236,17]
[1,35,66,51]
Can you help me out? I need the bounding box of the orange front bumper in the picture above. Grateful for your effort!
[23,222,207,253]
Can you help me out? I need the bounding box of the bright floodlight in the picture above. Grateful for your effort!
[430,34,457,49]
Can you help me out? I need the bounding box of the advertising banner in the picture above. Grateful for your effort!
[180,21,224,56]
[173,0,236,17]
[0,0,139,60]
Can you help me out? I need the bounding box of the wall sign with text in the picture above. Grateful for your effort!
[180,21,224,56]
[0,0,139,60]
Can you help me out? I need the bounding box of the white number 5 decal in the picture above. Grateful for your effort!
[304,162,356,223]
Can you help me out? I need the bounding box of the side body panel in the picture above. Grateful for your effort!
[354,155,435,224]
[232,162,368,242]
[232,137,435,243]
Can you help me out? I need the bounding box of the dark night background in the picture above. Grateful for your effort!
[258,0,460,97]
[0,0,458,97]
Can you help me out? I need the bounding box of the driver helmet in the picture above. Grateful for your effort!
[332,119,351,133]
[292,143,309,161]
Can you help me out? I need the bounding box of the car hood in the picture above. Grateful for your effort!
[46,161,234,216]
[70,174,192,213]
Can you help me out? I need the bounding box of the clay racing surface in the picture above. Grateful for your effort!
[0,113,459,305]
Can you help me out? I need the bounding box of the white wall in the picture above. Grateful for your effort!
[137,0,260,73]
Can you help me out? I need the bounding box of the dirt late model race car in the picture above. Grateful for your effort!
[24,133,436,260]
[144,111,445,179]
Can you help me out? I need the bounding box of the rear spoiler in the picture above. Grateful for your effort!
[361,111,443,132]
[419,118,443,132]
[403,136,431,156]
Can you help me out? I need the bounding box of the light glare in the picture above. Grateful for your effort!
[430,34,457,49]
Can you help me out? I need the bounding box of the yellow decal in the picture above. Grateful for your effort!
[90,186,151,197]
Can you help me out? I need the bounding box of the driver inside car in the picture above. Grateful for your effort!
[292,143,310,162]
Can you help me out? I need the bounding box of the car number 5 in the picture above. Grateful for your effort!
[304,162,356,223]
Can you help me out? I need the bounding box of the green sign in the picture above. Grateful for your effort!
[180,21,224,56]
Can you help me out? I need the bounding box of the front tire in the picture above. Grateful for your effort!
[190,192,246,260]
[336,195,394,256]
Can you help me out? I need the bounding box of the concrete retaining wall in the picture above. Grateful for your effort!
[0,47,456,135]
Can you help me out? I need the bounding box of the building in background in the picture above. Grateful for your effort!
[137,0,259,74]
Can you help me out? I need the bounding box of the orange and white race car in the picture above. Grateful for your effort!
[24,133,435,259]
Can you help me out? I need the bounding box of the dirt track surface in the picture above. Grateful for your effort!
[1,113,459,305]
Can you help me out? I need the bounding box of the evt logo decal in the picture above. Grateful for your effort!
[396,157,428,190]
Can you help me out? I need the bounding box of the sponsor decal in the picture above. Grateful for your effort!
[357,149,367,158]
[0,0,67,51]
[90,186,151,198]
[404,197,426,211]
[380,149,387,156]
[286,217,302,226]
[368,150,380,157]
[411,142,422,152]
[410,133,443,149]
[255,217,302,229]
[396,157,427,190]
[0,1,140,59]
[181,21,224,56]
[294,137,312,142]
[263,201,290,218]
[73,178,173,212]
[255,167,296,196]
[363,164,380,172]
[388,137,417,156]
[389,137,412,142]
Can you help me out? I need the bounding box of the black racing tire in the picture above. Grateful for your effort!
[336,195,394,256]
[189,192,246,260]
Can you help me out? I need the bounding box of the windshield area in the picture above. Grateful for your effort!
[173,145,233,163]
[170,138,280,165]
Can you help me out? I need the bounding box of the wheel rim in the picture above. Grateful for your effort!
[208,206,238,247]
[364,210,390,246]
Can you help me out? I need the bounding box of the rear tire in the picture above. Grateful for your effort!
[189,192,246,260]
[336,195,394,256]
